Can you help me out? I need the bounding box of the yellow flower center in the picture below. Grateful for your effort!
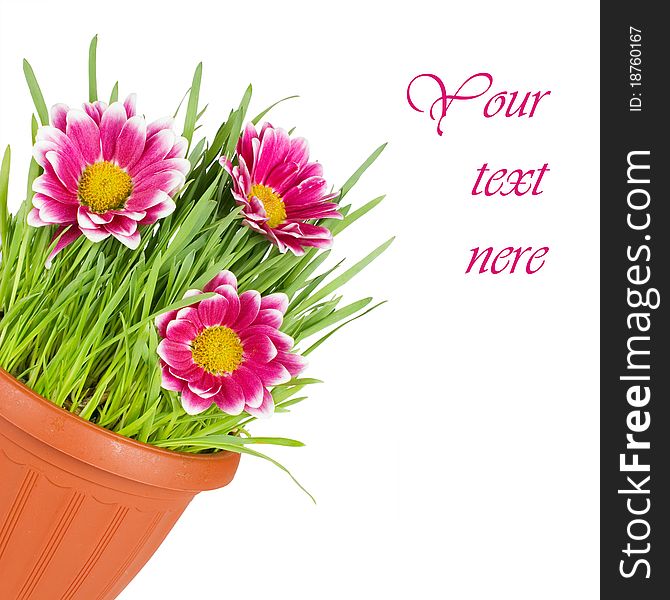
[191,326,244,375]
[250,183,287,228]
[78,161,134,213]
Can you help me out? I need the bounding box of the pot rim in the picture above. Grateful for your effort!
[0,368,240,492]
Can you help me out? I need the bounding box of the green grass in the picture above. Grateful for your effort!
[0,38,391,492]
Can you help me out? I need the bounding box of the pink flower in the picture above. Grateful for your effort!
[155,270,306,417]
[221,122,341,255]
[27,95,190,265]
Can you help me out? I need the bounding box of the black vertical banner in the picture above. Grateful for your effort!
[601,3,669,597]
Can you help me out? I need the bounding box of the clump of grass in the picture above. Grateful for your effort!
[0,37,391,492]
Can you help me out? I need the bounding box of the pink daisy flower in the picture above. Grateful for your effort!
[27,94,190,265]
[221,122,342,255]
[155,270,306,417]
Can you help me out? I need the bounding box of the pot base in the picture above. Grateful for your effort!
[0,369,240,600]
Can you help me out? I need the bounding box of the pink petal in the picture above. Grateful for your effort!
[241,217,266,235]
[286,136,310,167]
[286,222,335,240]
[147,116,175,139]
[296,161,324,180]
[32,173,78,204]
[179,362,208,384]
[277,351,308,378]
[33,186,54,209]
[133,169,185,195]
[36,126,86,168]
[197,295,228,327]
[114,116,147,170]
[244,225,273,251]
[266,160,301,195]
[243,334,277,364]
[27,207,48,227]
[110,209,145,220]
[36,124,66,143]
[213,284,240,324]
[66,109,102,164]
[253,127,279,184]
[31,194,48,210]
[33,140,59,169]
[166,137,188,159]
[203,270,237,293]
[220,156,233,173]
[275,226,332,251]
[38,199,77,224]
[260,293,289,313]
[132,157,191,181]
[84,101,106,124]
[287,203,342,220]
[180,388,213,415]
[260,226,303,254]
[261,127,291,181]
[157,338,193,368]
[282,176,329,207]
[155,309,179,337]
[175,306,203,330]
[253,308,283,328]
[246,388,275,418]
[138,199,176,225]
[104,215,138,237]
[123,94,137,118]
[232,366,264,408]
[187,371,222,399]
[166,318,199,344]
[88,211,114,224]
[243,195,266,220]
[77,207,97,229]
[234,290,261,330]
[250,361,291,386]
[82,103,98,123]
[50,103,69,132]
[45,151,82,190]
[240,324,293,346]
[292,235,333,251]
[45,226,83,268]
[81,227,111,243]
[212,377,246,415]
[249,137,262,182]
[110,229,141,249]
[100,102,128,161]
[126,189,168,211]
[238,122,258,168]
[161,363,186,392]
[183,287,204,299]
[235,157,252,196]
[129,129,176,176]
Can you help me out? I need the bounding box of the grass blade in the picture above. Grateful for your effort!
[292,237,394,314]
[154,439,315,502]
[0,146,10,256]
[296,297,372,340]
[331,195,386,236]
[88,35,98,102]
[109,81,119,103]
[182,62,203,147]
[340,143,387,200]
[304,301,387,356]
[252,94,299,125]
[22,59,49,126]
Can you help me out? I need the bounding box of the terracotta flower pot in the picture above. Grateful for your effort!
[0,368,240,600]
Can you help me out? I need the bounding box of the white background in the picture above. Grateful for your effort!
[0,1,599,598]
